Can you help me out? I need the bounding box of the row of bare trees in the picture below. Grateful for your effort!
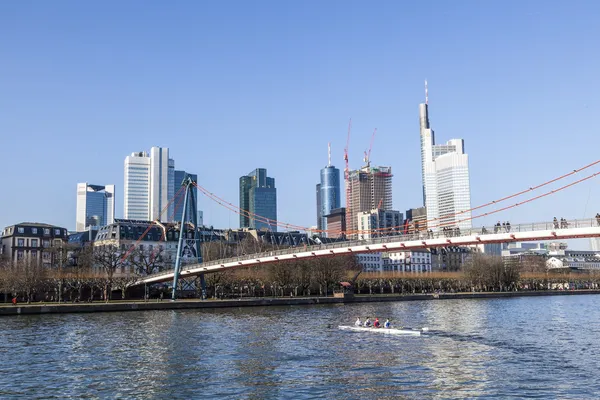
[2,241,600,303]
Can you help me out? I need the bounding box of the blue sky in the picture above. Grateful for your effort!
[1,0,600,247]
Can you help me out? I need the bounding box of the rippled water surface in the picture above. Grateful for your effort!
[2,295,600,399]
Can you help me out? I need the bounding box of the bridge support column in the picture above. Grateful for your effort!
[172,176,204,301]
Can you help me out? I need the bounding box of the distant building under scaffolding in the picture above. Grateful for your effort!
[346,165,393,238]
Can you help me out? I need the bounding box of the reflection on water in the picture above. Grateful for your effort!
[1,296,600,399]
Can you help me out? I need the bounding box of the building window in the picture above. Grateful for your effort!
[43,240,50,248]
[55,229,61,235]
[44,228,50,235]
[31,250,38,258]
[43,252,50,260]
[18,227,25,234]
[31,239,38,247]
[32,228,38,234]
[17,250,24,260]
[17,239,25,247]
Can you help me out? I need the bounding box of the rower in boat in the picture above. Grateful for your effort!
[384,319,391,328]
[364,317,372,327]
[355,317,362,327]
[373,318,380,328]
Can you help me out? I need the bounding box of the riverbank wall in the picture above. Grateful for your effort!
[1,289,599,316]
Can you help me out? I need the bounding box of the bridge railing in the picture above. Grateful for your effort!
[142,217,600,280]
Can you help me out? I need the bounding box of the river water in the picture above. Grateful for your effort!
[1,295,600,399]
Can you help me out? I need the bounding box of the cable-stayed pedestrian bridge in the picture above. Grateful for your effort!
[136,218,600,285]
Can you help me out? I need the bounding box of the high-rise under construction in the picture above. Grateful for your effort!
[346,165,392,237]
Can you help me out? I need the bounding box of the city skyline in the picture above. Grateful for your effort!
[2,2,600,249]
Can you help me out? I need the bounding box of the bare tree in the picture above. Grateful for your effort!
[131,247,166,276]
[518,254,547,274]
[0,255,15,303]
[291,260,313,296]
[312,257,347,296]
[267,262,295,296]
[93,244,126,301]
[13,258,47,303]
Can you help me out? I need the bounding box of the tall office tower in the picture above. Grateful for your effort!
[347,165,393,237]
[76,183,115,231]
[318,143,341,236]
[124,147,175,222]
[239,168,277,231]
[419,81,434,206]
[173,170,198,223]
[419,81,472,231]
[316,183,322,230]
[124,151,151,220]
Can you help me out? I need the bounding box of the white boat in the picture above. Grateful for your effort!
[338,325,427,336]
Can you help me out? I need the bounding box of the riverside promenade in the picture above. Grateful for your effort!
[2,289,600,316]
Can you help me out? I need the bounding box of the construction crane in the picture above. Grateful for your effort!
[344,119,352,237]
[363,128,377,167]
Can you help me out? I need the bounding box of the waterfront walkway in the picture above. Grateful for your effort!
[2,289,600,316]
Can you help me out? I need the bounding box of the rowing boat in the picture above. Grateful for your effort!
[338,325,427,336]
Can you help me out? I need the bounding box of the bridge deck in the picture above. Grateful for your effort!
[136,218,600,285]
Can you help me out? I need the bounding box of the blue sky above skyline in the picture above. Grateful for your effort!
[2,1,600,248]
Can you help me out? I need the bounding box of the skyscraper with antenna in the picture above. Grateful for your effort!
[419,80,472,231]
[419,80,435,205]
[317,143,341,236]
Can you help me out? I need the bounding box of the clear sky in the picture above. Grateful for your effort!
[2,0,600,248]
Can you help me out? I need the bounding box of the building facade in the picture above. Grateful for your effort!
[355,250,432,273]
[347,165,393,237]
[384,251,432,273]
[325,207,346,239]
[405,206,427,234]
[419,83,472,231]
[124,147,175,222]
[357,209,403,240]
[430,246,472,271]
[1,223,68,266]
[93,219,193,275]
[173,170,198,223]
[76,183,115,232]
[239,168,277,231]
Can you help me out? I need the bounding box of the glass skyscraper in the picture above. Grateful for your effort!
[319,165,340,236]
[239,168,277,231]
[76,183,115,232]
